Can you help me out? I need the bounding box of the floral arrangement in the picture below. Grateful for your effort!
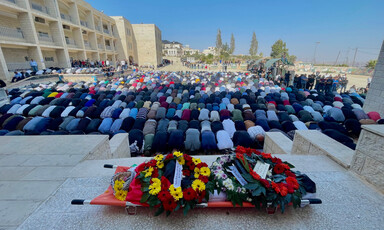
[207,146,307,212]
[135,151,213,216]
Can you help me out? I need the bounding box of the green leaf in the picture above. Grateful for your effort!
[283,161,295,169]
[174,202,181,211]
[154,206,164,216]
[244,183,258,190]
[183,202,190,216]
[165,210,171,217]
[241,173,255,183]
[140,192,150,203]
[141,186,149,192]
[243,158,250,172]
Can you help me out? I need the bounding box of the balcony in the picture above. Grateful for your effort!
[80,20,91,29]
[60,13,75,24]
[0,26,24,41]
[105,45,112,51]
[31,2,54,17]
[84,41,91,49]
[65,38,77,48]
[95,25,101,32]
[103,29,109,34]
[98,44,103,50]
[38,33,54,44]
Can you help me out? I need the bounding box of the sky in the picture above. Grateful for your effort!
[92,0,384,65]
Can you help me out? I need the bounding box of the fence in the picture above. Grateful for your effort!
[0,26,24,40]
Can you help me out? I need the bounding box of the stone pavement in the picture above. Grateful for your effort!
[0,135,110,230]
[15,154,384,230]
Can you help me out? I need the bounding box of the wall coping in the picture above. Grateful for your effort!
[362,125,384,137]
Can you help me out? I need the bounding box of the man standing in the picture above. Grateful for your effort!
[29,59,38,72]
[284,71,291,86]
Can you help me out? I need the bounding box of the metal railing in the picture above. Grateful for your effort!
[4,0,16,4]
[31,2,53,17]
[84,41,91,49]
[38,33,54,43]
[80,20,90,28]
[0,26,24,40]
[98,44,103,50]
[61,13,74,24]
[66,38,77,47]
[95,25,101,32]
[105,45,112,50]
[103,29,109,34]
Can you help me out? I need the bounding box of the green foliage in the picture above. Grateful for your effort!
[366,59,377,69]
[249,32,258,56]
[271,39,289,58]
[216,29,222,53]
[230,33,235,54]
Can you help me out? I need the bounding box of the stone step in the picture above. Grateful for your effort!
[291,130,355,168]
[264,132,293,154]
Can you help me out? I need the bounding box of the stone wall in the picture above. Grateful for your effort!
[351,125,384,193]
[363,40,384,117]
[132,24,162,66]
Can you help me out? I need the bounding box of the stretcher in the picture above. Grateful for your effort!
[71,164,322,215]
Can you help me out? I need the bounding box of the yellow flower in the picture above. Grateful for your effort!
[177,157,185,165]
[173,151,183,158]
[151,178,161,186]
[200,167,211,177]
[115,190,128,201]
[194,167,200,178]
[192,179,206,192]
[156,161,164,169]
[171,190,183,201]
[149,184,161,195]
[154,154,164,161]
[113,180,124,191]
[144,166,154,177]
[169,184,182,196]
[192,158,201,165]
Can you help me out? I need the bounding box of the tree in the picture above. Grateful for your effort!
[249,32,258,56]
[270,39,289,58]
[229,33,235,54]
[366,59,377,69]
[215,29,222,54]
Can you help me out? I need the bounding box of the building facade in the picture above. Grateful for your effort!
[163,42,182,57]
[0,0,161,81]
[202,46,217,56]
[132,24,162,67]
[183,44,199,56]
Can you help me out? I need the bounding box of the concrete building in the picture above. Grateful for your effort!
[202,46,217,56]
[363,40,384,117]
[132,24,162,67]
[111,16,138,65]
[0,0,162,81]
[183,45,200,56]
[163,42,182,57]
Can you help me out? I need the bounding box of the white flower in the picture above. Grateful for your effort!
[241,188,246,193]
[222,174,228,179]
[212,162,219,167]
[246,198,252,202]
[226,183,235,191]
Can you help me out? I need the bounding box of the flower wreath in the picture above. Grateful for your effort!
[208,146,307,212]
[135,151,212,216]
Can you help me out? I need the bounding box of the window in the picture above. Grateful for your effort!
[34,17,45,24]
[63,25,70,30]
[38,32,49,37]
[105,40,110,46]
[126,28,131,36]
[103,24,108,30]
[45,57,54,62]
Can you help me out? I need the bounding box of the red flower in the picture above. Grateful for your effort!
[183,188,197,201]
[196,162,208,169]
[161,176,171,190]
[165,154,174,161]
[273,163,287,174]
[286,177,299,190]
[271,157,282,164]
[148,159,157,167]
[285,183,295,194]
[272,182,288,196]
[249,169,261,180]
[236,152,245,162]
[184,154,192,162]
[260,178,270,189]
[285,170,296,178]
[235,146,246,154]
[136,162,146,172]
[197,190,206,203]
[186,161,195,171]
[198,175,209,183]
[261,153,272,159]
[152,168,159,178]
[158,190,172,202]
[163,198,177,211]
[183,169,191,177]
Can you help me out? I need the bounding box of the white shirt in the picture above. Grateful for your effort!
[222,119,236,138]
[247,126,265,140]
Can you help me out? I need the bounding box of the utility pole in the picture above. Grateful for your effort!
[334,51,341,65]
[352,48,358,67]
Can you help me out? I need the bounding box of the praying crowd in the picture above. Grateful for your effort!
[0,71,382,157]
